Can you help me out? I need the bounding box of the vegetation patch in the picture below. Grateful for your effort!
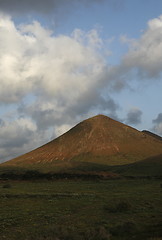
[0,179,162,240]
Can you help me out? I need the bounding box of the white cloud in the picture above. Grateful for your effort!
[0,15,107,105]
[122,15,162,78]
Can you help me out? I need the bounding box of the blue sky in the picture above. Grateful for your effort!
[0,0,162,162]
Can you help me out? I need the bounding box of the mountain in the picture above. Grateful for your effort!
[1,114,162,174]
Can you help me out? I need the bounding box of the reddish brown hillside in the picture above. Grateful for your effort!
[2,114,162,169]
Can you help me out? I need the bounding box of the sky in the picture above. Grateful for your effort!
[0,0,162,163]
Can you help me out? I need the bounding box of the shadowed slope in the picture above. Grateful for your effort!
[111,154,162,176]
[1,114,162,171]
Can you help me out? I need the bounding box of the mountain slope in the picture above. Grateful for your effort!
[1,114,162,172]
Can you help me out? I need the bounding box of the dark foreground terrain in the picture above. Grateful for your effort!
[0,178,162,240]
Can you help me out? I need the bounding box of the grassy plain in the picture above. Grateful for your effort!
[0,179,162,240]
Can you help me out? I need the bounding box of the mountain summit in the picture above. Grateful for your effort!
[2,114,162,171]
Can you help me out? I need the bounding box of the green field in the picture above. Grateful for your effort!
[0,179,162,240]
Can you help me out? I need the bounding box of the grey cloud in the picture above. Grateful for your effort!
[0,116,51,163]
[0,0,73,15]
[27,108,56,131]
[19,91,119,134]
[152,113,162,136]
[0,119,5,126]
[1,131,31,148]
[125,108,142,125]
[0,0,106,15]
[0,0,60,13]
[66,90,119,118]
[0,117,36,149]
[153,113,162,124]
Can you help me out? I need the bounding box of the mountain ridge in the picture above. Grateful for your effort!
[142,130,162,141]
